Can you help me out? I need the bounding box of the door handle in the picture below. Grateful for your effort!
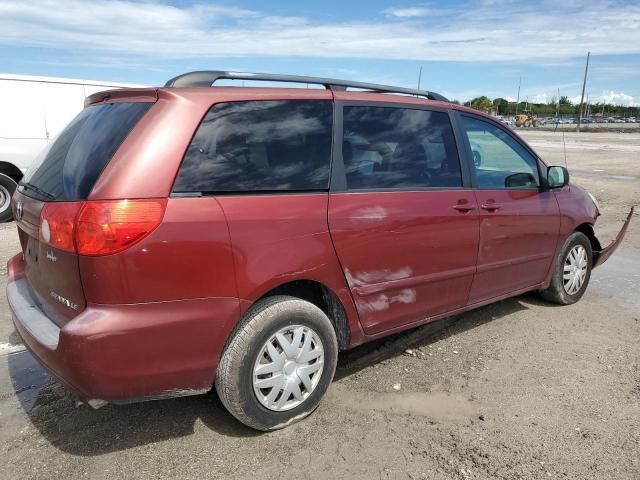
[481,203,501,211]
[452,204,476,212]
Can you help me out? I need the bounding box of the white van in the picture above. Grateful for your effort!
[0,74,143,221]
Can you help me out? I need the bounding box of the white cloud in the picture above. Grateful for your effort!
[530,93,549,104]
[383,7,431,18]
[0,0,639,64]
[597,90,637,106]
[507,90,637,106]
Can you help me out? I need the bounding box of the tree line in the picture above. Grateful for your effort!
[459,96,638,117]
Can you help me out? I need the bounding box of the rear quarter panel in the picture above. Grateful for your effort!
[216,193,364,346]
[79,197,237,303]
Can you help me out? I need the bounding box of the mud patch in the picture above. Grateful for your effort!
[328,384,478,423]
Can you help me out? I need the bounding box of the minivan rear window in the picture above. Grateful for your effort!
[20,102,151,202]
[173,100,333,193]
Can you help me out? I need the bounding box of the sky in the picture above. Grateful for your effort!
[1,0,639,106]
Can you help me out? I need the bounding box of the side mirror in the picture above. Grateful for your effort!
[505,172,537,188]
[547,166,569,188]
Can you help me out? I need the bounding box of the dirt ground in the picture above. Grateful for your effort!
[0,130,638,480]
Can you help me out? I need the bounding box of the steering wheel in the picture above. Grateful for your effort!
[473,149,482,167]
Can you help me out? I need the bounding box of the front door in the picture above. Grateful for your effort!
[329,103,479,335]
[459,114,560,303]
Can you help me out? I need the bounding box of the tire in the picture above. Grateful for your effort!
[0,174,18,223]
[215,295,338,431]
[539,232,592,305]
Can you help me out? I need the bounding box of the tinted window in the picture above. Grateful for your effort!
[462,116,540,189]
[20,102,151,201]
[173,101,333,193]
[342,106,462,190]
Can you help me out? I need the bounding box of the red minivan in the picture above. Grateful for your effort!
[6,71,632,430]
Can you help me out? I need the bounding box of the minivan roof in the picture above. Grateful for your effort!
[86,84,499,124]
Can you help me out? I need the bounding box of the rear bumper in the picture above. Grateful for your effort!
[594,207,634,267]
[6,253,240,403]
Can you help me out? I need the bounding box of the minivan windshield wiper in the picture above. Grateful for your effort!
[20,182,57,201]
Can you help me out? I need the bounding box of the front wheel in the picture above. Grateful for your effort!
[539,231,592,305]
[215,296,338,431]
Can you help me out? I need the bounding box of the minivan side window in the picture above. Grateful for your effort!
[173,100,333,193]
[342,106,462,190]
[462,116,540,189]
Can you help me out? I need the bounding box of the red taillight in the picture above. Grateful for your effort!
[76,199,167,256]
[40,202,82,253]
[40,199,167,256]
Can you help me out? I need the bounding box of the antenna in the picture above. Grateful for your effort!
[557,88,568,169]
[417,66,423,89]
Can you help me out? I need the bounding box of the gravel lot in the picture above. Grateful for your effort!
[0,130,638,480]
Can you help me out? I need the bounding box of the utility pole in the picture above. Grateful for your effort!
[555,88,561,131]
[584,93,590,118]
[577,51,590,132]
[515,76,521,116]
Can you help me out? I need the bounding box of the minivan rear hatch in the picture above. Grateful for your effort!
[14,99,153,327]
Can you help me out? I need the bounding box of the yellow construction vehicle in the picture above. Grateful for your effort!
[515,111,538,127]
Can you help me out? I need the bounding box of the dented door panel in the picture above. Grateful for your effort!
[328,190,479,335]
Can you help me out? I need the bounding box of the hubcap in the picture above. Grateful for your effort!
[0,185,10,214]
[253,325,324,412]
[563,245,588,295]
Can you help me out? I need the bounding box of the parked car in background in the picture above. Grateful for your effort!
[496,116,516,128]
[6,71,633,431]
[0,74,143,222]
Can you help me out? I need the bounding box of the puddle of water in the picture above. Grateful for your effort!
[1,350,55,412]
[590,248,640,312]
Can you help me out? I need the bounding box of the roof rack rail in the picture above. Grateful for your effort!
[164,71,449,102]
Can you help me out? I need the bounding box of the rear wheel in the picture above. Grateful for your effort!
[215,296,338,431]
[540,232,592,305]
[0,174,18,222]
